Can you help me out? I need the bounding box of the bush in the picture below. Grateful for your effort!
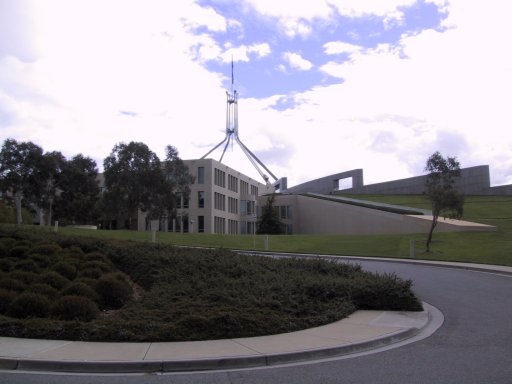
[36,271,70,290]
[95,274,133,309]
[78,267,103,279]
[9,270,39,285]
[9,245,30,259]
[30,253,54,268]
[350,273,423,311]
[13,259,40,273]
[28,242,62,256]
[0,277,26,292]
[27,283,60,300]
[61,282,99,301]
[51,295,99,322]
[0,243,6,258]
[0,288,17,314]
[7,292,51,318]
[81,260,114,274]
[0,258,13,272]
[52,261,77,280]
[83,251,111,264]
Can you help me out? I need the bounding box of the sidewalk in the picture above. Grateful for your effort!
[0,306,432,373]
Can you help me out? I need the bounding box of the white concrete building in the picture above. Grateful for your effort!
[144,158,273,234]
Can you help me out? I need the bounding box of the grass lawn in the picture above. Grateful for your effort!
[58,195,512,266]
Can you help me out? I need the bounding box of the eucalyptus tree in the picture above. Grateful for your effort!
[424,151,465,252]
[0,139,44,224]
[103,142,164,229]
[53,154,100,225]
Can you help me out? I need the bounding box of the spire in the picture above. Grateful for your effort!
[201,61,278,185]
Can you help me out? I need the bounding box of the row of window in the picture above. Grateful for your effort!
[162,214,293,235]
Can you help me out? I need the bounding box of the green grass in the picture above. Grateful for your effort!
[56,194,512,267]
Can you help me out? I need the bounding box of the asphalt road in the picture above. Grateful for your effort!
[2,259,512,384]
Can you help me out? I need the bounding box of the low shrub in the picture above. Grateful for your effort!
[28,242,62,257]
[9,270,39,285]
[0,243,6,258]
[81,260,114,274]
[52,261,77,280]
[9,245,30,259]
[61,282,99,301]
[78,267,103,279]
[13,259,40,273]
[29,253,54,268]
[27,283,60,300]
[0,237,16,250]
[36,271,70,290]
[0,277,26,292]
[0,288,17,314]
[51,295,99,322]
[0,258,13,272]
[95,274,133,309]
[350,273,423,311]
[7,292,51,318]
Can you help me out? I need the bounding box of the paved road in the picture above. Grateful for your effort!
[2,259,512,384]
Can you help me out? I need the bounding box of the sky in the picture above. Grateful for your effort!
[0,0,511,188]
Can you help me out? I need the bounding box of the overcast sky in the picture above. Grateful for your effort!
[0,0,511,187]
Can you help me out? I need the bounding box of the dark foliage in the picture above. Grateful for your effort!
[51,295,99,322]
[7,292,51,318]
[0,224,423,341]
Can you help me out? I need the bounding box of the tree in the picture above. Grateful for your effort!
[103,142,164,229]
[424,151,464,252]
[33,151,66,225]
[53,154,100,225]
[142,145,194,223]
[257,195,284,234]
[0,138,44,224]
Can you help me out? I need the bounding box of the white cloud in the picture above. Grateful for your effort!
[323,41,363,55]
[282,52,313,71]
[221,43,271,63]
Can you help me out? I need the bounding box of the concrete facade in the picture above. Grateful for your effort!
[263,193,496,236]
[285,165,511,196]
[138,158,273,234]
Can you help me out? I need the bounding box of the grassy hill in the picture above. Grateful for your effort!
[56,195,512,267]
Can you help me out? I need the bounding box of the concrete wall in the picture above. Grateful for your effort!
[338,165,494,195]
[287,169,364,194]
[265,194,495,235]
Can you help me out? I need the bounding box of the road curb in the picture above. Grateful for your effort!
[0,306,434,374]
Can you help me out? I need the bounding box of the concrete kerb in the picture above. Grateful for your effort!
[0,304,436,374]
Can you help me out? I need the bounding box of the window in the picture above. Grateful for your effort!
[228,197,238,214]
[214,216,225,234]
[197,167,205,184]
[198,216,204,233]
[214,168,226,187]
[228,219,238,234]
[240,200,246,215]
[176,192,182,209]
[251,185,258,196]
[240,180,249,195]
[277,205,293,219]
[228,174,238,192]
[183,194,189,209]
[214,192,226,211]
[198,191,205,208]
[182,214,189,233]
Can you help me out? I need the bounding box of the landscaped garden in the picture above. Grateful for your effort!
[0,224,422,342]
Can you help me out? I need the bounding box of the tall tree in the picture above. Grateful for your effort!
[34,151,66,225]
[424,151,464,252]
[53,154,100,225]
[0,138,44,224]
[257,195,284,235]
[103,142,163,229]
